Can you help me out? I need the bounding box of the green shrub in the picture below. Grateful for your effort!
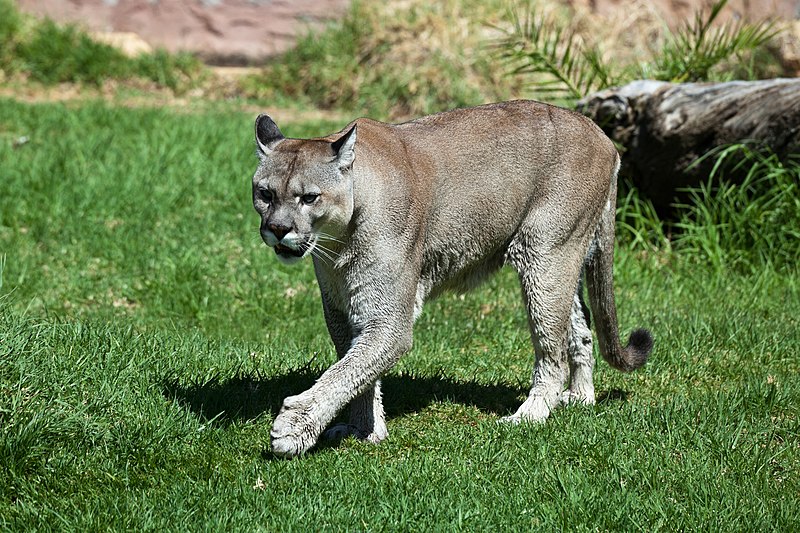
[19,19,129,85]
[246,5,364,109]
[0,0,203,90]
[652,0,780,82]
[492,0,616,103]
[0,0,23,70]
[132,49,205,92]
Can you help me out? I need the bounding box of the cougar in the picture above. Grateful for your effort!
[251,100,653,457]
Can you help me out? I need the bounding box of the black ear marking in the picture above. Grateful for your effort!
[255,114,285,154]
[331,125,356,155]
[331,124,357,169]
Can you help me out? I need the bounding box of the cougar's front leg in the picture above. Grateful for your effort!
[319,304,388,445]
[270,293,414,458]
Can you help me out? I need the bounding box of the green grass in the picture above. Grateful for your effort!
[616,144,800,275]
[1,99,799,530]
[673,144,800,273]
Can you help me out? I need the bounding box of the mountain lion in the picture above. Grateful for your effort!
[251,100,653,457]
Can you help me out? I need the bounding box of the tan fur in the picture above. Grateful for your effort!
[251,100,653,457]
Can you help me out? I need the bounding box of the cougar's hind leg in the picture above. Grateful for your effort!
[324,381,388,444]
[503,239,586,423]
[563,281,596,406]
[348,382,388,443]
[319,304,388,445]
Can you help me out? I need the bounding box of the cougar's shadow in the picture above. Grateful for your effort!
[163,368,526,426]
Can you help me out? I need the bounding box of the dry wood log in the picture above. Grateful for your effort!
[577,78,800,213]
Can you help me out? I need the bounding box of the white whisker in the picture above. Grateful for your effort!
[312,244,339,264]
[317,241,343,256]
[307,238,345,266]
[316,231,346,243]
[312,251,333,265]
[299,239,329,264]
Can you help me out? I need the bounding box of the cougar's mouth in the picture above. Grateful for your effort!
[274,243,305,258]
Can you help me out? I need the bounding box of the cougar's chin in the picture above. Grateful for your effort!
[274,234,319,265]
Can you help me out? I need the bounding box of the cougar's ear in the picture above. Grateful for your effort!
[255,114,284,155]
[331,124,357,170]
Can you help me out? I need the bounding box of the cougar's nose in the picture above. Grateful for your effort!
[268,222,292,241]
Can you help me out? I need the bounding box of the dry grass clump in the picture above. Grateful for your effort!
[568,0,668,69]
[242,0,521,119]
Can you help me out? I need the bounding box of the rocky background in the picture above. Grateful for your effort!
[15,0,800,65]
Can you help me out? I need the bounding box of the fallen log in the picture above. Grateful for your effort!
[577,78,800,213]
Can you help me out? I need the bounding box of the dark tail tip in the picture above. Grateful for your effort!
[621,328,654,372]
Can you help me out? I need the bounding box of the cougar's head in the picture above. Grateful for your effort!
[252,114,356,265]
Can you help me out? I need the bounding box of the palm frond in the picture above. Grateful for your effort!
[655,0,780,82]
[491,0,616,102]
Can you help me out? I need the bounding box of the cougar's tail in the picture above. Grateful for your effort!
[585,157,653,372]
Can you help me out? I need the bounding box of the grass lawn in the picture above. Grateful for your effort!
[1,98,798,530]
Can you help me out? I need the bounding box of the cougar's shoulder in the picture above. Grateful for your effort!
[335,118,435,214]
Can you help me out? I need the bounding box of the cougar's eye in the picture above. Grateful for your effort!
[259,188,272,203]
[301,193,319,205]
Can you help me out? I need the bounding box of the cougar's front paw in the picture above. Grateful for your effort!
[270,394,323,458]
